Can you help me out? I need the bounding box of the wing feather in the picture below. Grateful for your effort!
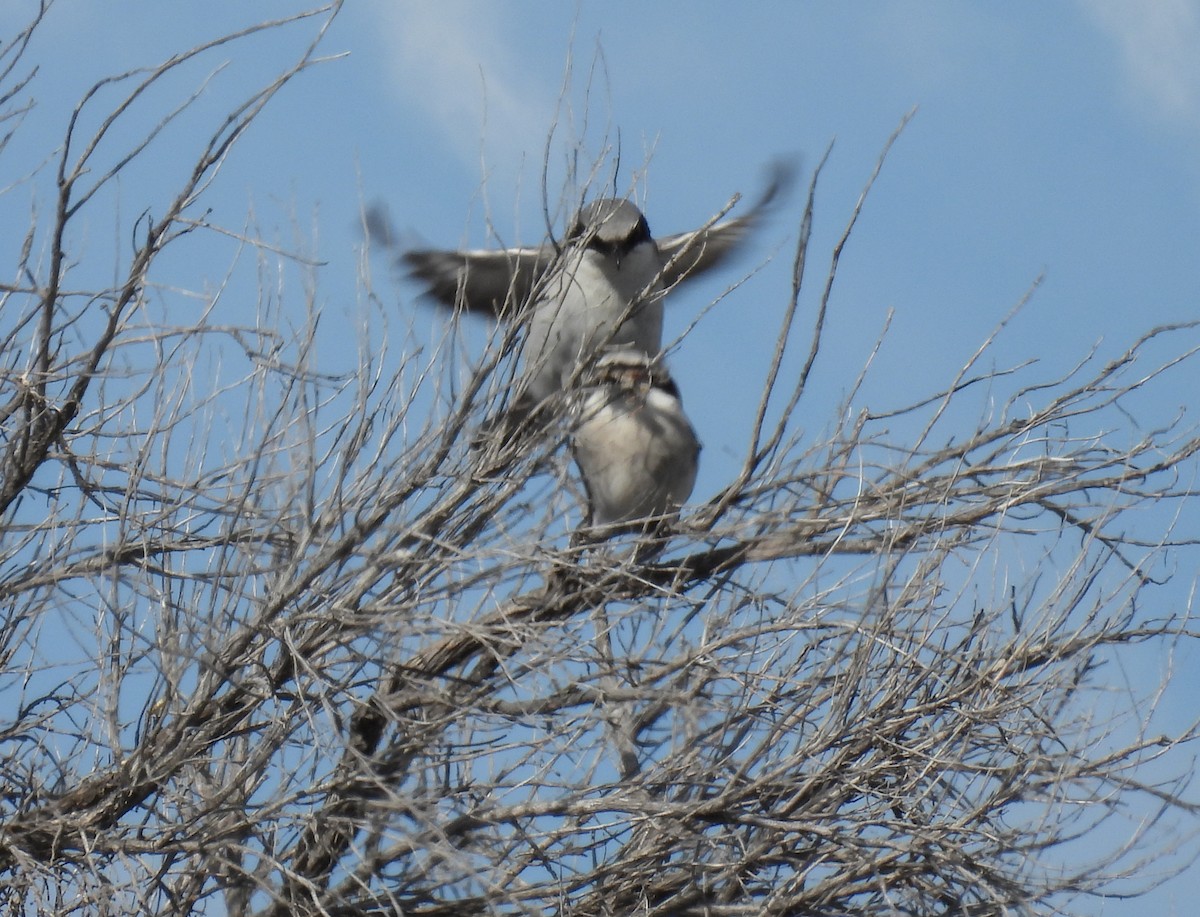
[655,160,796,290]
[365,204,554,319]
[402,246,553,319]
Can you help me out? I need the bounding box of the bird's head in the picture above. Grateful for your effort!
[586,349,678,399]
[567,199,653,267]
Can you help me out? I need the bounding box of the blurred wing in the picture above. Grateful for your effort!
[364,204,554,320]
[656,160,796,291]
[403,246,554,320]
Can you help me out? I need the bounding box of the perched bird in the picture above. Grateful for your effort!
[380,164,791,426]
[570,350,701,539]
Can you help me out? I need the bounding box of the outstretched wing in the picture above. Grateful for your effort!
[364,204,555,320]
[401,245,554,319]
[655,160,796,291]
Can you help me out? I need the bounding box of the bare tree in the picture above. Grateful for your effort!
[2,7,1198,916]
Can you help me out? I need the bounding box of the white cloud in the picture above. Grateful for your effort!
[368,3,557,182]
[1081,0,1200,129]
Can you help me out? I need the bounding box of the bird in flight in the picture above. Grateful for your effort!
[370,163,791,432]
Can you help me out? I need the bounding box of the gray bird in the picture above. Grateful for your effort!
[387,164,791,427]
[570,350,700,538]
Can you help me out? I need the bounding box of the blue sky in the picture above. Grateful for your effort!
[4,1,1200,912]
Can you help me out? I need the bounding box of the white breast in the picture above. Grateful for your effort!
[573,383,699,529]
[523,243,665,405]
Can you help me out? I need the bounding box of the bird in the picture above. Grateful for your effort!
[375,163,791,430]
[570,350,701,541]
